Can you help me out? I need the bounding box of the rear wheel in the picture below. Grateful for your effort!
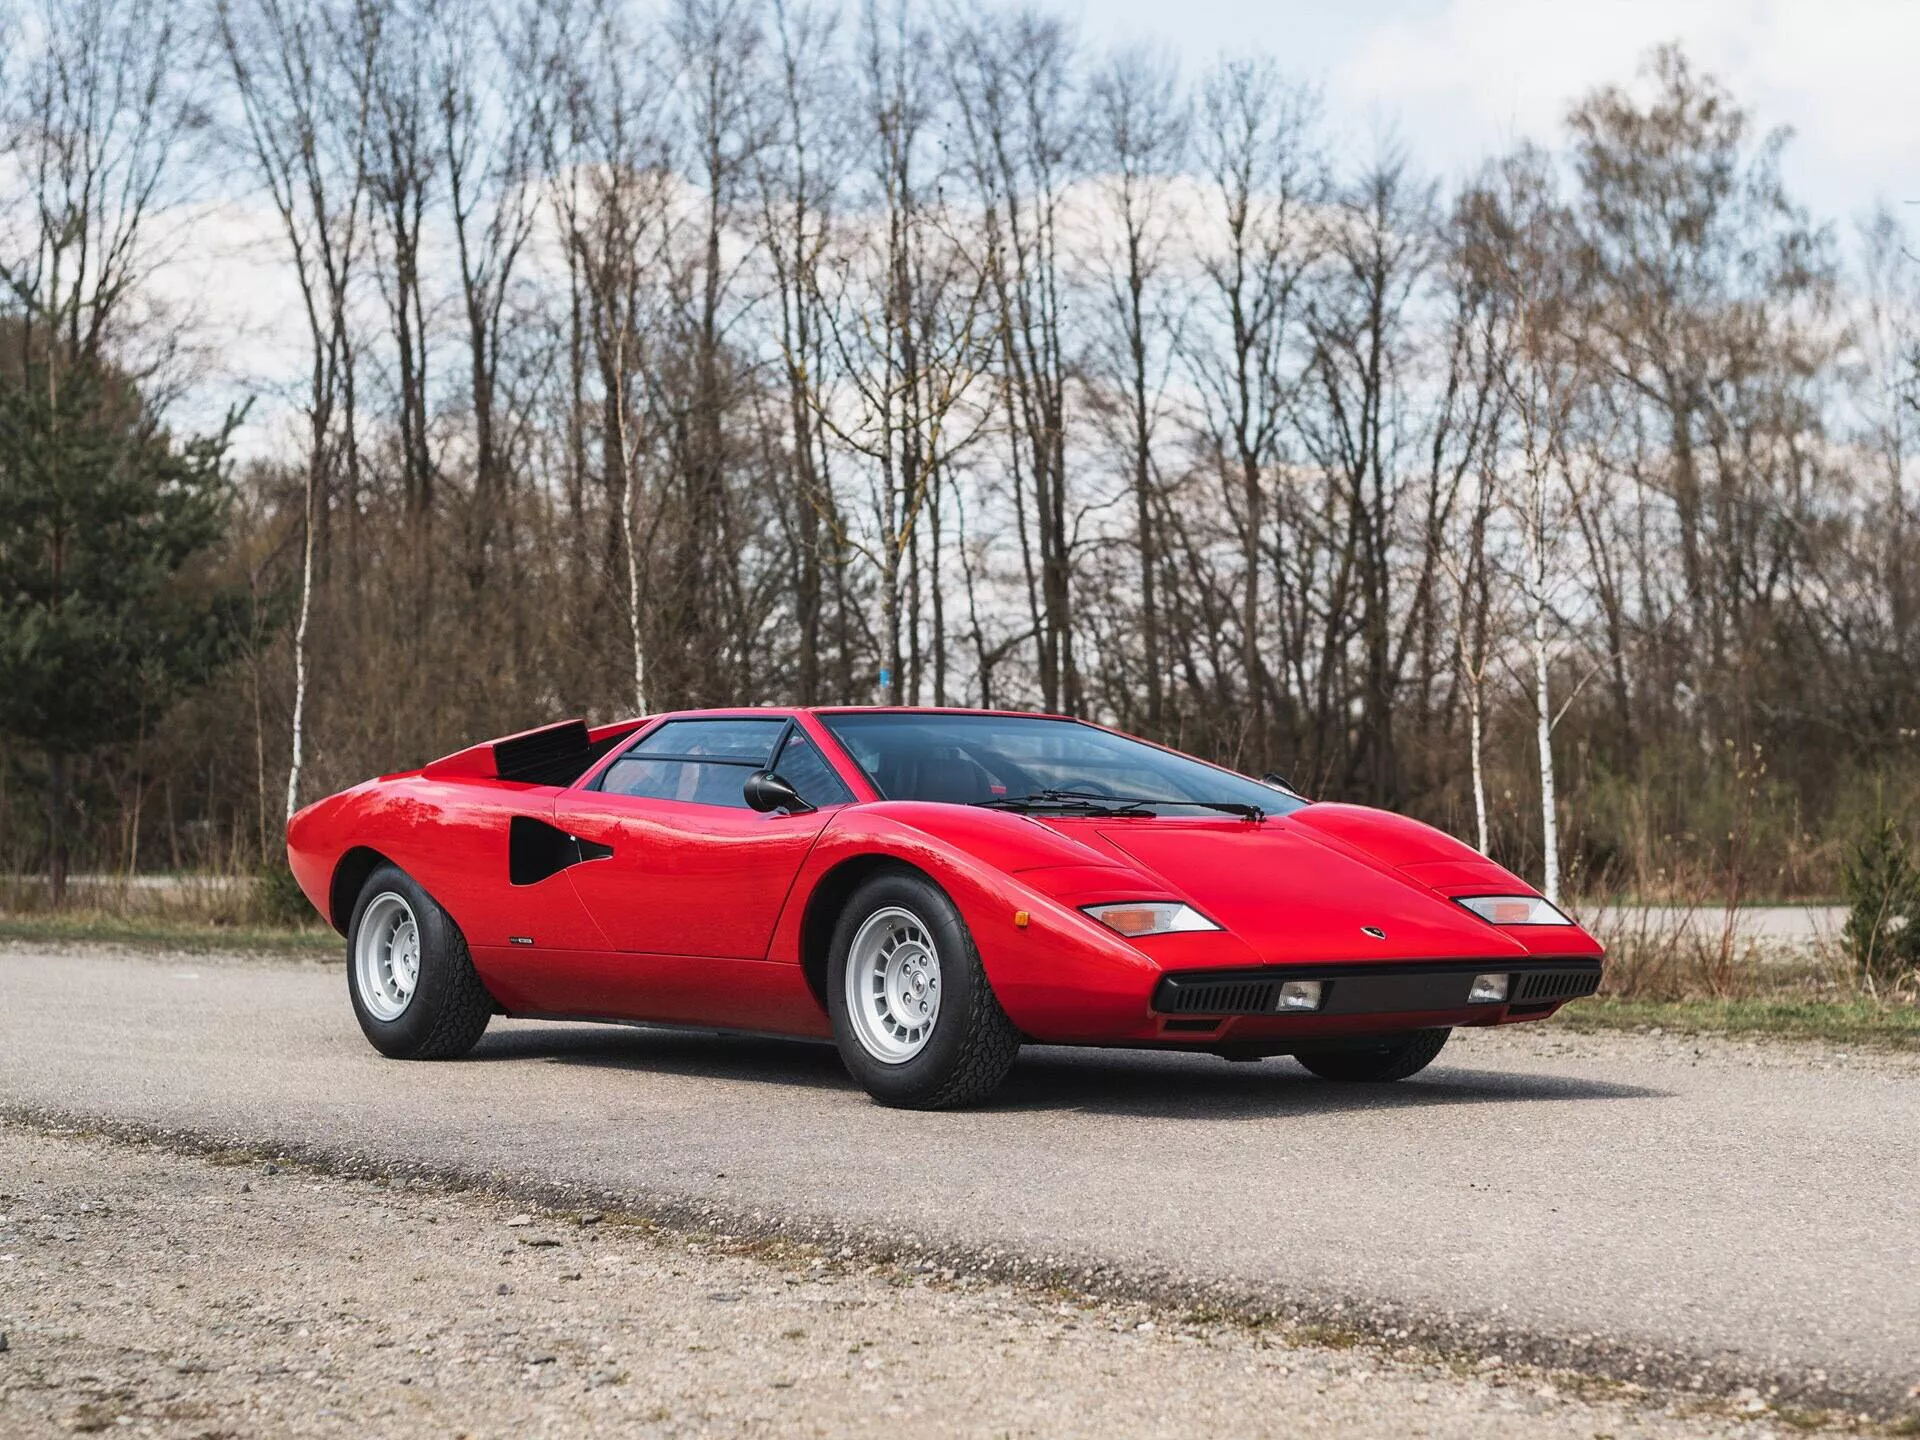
[827,869,1021,1109]
[1295,1028,1450,1082]
[346,863,493,1060]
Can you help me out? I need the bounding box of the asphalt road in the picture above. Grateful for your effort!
[1577,904,1847,952]
[2,947,1915,1413]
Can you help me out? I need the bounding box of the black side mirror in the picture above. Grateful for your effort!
[744,770,814,814]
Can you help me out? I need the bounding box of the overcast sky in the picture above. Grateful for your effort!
[1062,0,1920,232]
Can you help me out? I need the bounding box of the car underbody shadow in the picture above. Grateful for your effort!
[991,1046,1669,1117]
[470,1021,852,1090]
[463,1021,1669,1115]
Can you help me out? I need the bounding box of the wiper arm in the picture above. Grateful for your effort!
[974,791,1154,816]
[977,788,1264,821]
[1042,789,1266,820]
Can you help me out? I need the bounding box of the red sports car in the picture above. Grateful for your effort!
[287,708,1603,1108]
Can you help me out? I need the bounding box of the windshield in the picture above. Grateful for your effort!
[819,713,1306,816]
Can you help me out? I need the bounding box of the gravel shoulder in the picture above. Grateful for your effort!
[0,1122,1829,1439]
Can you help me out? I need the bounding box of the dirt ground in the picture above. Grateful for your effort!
[0,1121,1828,1439]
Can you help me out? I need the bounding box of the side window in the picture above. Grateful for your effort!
[631,718,785,760]
[771,730,855,809]
[599,718,786,808]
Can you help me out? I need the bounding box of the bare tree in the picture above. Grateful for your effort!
[1298,147,1441,804]
[540,0,674,714]
[1478,149,1592,903]
[434,0,545,594]
[0,0,210,897]
[1567,45,1832,747]
[1083,46,1185,736]
[219,0,376,820]
[811,0,988,705]
[1187,59,1319,769]
[752,0,854,703]
[949,9,1081,713]
[0,0,203,371]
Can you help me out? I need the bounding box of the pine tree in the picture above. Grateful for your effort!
[0,356,250,901]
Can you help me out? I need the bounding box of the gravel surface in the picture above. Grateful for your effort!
[2,944,1917,1422]
[0,1123,1822,1439]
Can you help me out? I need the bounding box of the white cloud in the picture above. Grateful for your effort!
[1328,0,1920,221]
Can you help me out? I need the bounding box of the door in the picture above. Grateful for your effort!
[554,717,853,961]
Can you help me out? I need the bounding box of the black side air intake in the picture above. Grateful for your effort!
[509,815,613,885]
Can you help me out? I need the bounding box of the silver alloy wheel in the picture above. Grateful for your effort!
[355,891,422,1023]
[844,905,942,1064]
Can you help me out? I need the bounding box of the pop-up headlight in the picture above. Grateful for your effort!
[1456,895,1572,926]
[1083,902,1221,937]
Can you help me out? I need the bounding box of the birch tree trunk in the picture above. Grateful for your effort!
[286,464,316,821]
[1468,679,1491,856]
[1532,579,1560,903]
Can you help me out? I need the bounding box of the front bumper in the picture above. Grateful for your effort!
[1153,958,1602,1018]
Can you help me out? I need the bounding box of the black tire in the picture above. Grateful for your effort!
[826,868,1021,1109]
[1295,1027,1451,1082]
[346,863,494,1060]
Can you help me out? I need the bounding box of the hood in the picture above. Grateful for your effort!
[1074,817,1533,965]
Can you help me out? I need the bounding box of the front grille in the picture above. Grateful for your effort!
[1160,977,1279,1015]
[1514,968,1601,1003]
[1153,959,1603,1017]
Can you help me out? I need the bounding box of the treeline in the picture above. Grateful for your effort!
[1,0,1917,902]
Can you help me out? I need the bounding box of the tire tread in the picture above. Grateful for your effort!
[1296,1027,1450,1082]
[412,919,494,1059]
[828,868,1022,1109]
[348,863,493,1060]
[915,930,1023,1109]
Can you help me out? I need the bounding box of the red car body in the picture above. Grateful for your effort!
[287,707,1604,1051]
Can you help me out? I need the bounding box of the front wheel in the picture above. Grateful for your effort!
[827,869,1021,1109]
[347,863,493,1059]
[1295,1028,1450,1082]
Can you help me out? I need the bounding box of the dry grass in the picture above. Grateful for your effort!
[1553,992,1920,1049]
[0,873,335,955]
[1559,888,1919,1047]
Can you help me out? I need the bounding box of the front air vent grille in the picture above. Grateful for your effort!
[1514,968,1601,1003]
[1160,978,1279,1015]
[1152,960,1603,1018]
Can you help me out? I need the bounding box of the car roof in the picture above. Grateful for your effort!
[641,705,1082,723]
[809,706,1077,720]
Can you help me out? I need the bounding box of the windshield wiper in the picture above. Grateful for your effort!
[975,788,1264,821]
[974,790,1153,816]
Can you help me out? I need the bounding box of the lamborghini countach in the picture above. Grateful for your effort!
[287,708,1603,1107]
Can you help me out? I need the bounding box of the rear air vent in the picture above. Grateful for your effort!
[495,720,596,786]
[1513,968,1601,1003]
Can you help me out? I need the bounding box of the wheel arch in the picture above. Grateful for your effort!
[329,846,396,934]
[796,853,942,1010]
